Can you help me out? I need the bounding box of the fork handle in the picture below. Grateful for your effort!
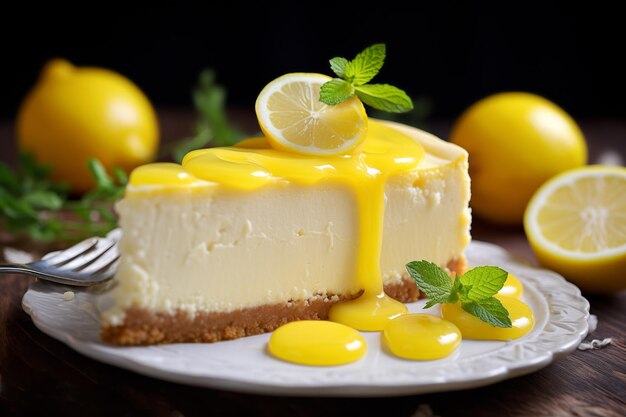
[0,264,40,277]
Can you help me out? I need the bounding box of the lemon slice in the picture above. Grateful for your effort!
[255,73,368,155]
[524,165,626,293]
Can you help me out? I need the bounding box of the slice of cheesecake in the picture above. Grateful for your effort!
[101,120,471,345]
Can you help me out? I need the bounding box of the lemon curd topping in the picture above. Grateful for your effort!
[499,273,524,299]
[130,163,204,186]
[131,121,424,189]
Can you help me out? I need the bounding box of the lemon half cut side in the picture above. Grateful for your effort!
[524,165,626,293]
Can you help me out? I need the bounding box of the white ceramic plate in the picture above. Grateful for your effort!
[22,241,589,397]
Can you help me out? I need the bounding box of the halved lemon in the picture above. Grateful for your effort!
[524,165,626,293]
[255,73,368,155]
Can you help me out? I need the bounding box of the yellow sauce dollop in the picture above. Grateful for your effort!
[383,314,461,360]
[498,273,524,298]
[329,291,407,331]
[441,295,534,341]
[268,320,366,366]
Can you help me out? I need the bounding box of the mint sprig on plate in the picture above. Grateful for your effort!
[320,44,413,113]
[406,261,513,328]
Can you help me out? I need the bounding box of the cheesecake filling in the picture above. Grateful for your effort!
[103,120,470,329]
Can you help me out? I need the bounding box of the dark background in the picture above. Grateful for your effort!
[1,2,624,122]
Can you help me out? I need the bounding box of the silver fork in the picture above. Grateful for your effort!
[0,229,121,286]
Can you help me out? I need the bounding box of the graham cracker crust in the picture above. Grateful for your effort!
[102,257,466,345]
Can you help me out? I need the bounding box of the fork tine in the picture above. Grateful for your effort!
[58,239,116,271]
[44,237,99,267]
[80,245,120,275]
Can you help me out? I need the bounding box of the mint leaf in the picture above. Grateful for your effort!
[462,298,512,328]
[459,266,508,301]
[319,44,413,112]
[320,78,355,105]
[355,84,414,113]
[406,260,454,309]
[329,57,349,78]
[405,259,514,327]
[448,278,463,304]
[344,43,386,85]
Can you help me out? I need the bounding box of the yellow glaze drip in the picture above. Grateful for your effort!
[498,273,524,298]
[441,295,534,341]
[268,320,366,366]
[327,174,408,331]
[383,314,461,360]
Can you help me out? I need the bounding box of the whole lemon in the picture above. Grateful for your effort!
[450,92,587,224]
[17,59,159,192]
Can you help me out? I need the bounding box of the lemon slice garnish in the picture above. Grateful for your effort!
[255,73,368,156]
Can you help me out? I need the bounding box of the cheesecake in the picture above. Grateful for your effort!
[101,120,471,345]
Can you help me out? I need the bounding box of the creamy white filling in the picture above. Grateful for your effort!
[382,161,471,279]
[104,170,469,321]
[108,185,361,318]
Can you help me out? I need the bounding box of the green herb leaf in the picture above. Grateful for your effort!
[319,78,355,105]
[405,260,513,328]
[171,128,212,163]
[21,191,64,210]
[344,43,386,85]
[160,69,247,162]
[0,152,129,242]
[18,152,51,181]
[0,163,19,191]
[329,57,349,78]
[0,193,36,221]
[88,159,113,188]
[355,84,414,113]
[448,278,463,304]
[192,69,245,147]
[461,298,512,328]
[459,266,508,301]
[319,44,413,112]
[112,167,129,186]
[406,260,454,308]
[27,221,61,242]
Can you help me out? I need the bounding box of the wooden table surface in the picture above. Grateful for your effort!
[1,111,625,417]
